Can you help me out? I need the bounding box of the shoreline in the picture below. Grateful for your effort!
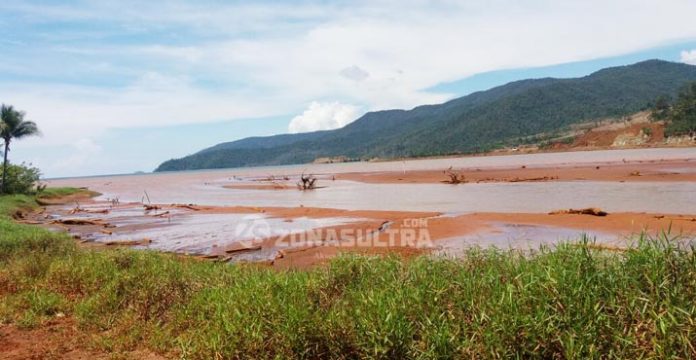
[30,197,696,269]
[23,147,696,268]
[45,146,696,181]
[335,158,696,184]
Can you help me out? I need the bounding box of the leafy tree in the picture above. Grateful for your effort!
[0,162,42,194]
[650,95,671,120]
[665,82,696,137]
[1,104,40,194]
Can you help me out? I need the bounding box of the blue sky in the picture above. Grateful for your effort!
[1,0,696,178]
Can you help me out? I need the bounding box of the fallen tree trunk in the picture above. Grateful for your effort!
[549,208,608,216]
[225,244,262,254]
[173,204,201,211]
[509,176,559,182]
[104,238,152,246]
[51,218,113,227]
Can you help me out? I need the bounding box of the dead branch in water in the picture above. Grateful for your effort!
[443,167,467,184]
[297,173,318,190]
[69,201,109,215]
[143,204,161,211]
[144,190,152,204]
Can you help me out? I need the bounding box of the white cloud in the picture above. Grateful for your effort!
[681,49,696,65]
[340,65,370,82]
[49,138,103,174]
[288,102,361,133]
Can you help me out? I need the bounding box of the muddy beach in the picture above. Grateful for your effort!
[40,147,696,268]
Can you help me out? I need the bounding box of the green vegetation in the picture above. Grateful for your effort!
[650,95,671,121]
[0,162,43,195]
[36,186,90,199]
[1,195,695,358]
[1,104,40,194]
[664,82,696,138]
[157,60,696,171]
[0,188,90,218]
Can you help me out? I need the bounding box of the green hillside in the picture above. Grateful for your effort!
[156,60,696,172]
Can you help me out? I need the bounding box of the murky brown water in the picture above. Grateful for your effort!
[48,148,696,214]
[435,223,618,254]
[45,148,696,255]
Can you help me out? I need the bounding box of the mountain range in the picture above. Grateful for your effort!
[155,60,696,172]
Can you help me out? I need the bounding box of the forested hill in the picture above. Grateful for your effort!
[156,60,696,172]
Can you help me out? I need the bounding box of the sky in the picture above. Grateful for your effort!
[1,1,696,178]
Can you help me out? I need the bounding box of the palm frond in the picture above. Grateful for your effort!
[12,121,40,138]
[0,104,39,140]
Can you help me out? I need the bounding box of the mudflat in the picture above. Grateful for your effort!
[40,147,696,268]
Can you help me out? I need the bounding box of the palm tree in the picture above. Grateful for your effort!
[1,105,40,193]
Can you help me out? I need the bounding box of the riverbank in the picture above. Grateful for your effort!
[22,194,696,268]
[1,191,695,358]
[336,158,696,184]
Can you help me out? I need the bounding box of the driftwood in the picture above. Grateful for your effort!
[104,238,152,246]
[549,208,608,217]
[51,218,113,227]
[16,220,42,225]
[173,204,201,211]
[654,215,696,222]
[508,176,559,183]
[69,207,109,215]
[257,175,291,182]
[225,244,262,254]
[153,211,171,217]
[443,167,467,184]
[297,173,318,190]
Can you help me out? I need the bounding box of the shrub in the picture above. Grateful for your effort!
[665,82,696,137]
[0,162,42,195]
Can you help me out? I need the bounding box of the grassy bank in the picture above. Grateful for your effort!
[1,194,695,358]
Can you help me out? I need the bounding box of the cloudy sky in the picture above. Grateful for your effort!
[1,0,696,178]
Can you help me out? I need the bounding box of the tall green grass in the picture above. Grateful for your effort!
[36,186,90,199]
[1,194,695,358]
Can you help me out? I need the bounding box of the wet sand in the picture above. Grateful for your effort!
[32,197,696,268]
[336,159,696,184]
